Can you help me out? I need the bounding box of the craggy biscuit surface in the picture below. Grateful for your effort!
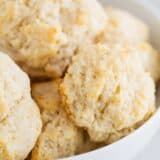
[0,97,42,160]
[0,1,158,159]
[0,0,107,78]
[0,53,29,121]
[0,52,42,160]
[61,44,109,128]
[96,7,149,45]
[61,44,155,142]
[136,42,160,82]
[32,80,99,160]
[31,114,82,160]
[95,7,160,81]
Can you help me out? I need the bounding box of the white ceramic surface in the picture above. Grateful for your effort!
[62,1,160,160]
[135,129,160,160]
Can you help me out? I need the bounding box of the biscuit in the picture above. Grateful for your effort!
[31,114,82,160]
[0,52,42,160]
[0,96,42,160]
[31,79,62,115]
[0,53,30,121]
[60,44,155,142]
[136,42,160,82]
[95,7,149,45]
[61,44,109,128]
[31,80,83,159]
[95,8,160,82]
[0,0,107,79]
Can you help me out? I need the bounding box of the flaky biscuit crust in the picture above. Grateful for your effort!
[60,44,155,142]
[0,0,107,78]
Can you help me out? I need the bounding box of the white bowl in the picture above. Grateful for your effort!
[62,1,160,160]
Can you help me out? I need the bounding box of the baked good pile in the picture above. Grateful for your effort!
[0,0,159,159]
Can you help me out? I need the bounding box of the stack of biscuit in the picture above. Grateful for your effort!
[0,0,159,160]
